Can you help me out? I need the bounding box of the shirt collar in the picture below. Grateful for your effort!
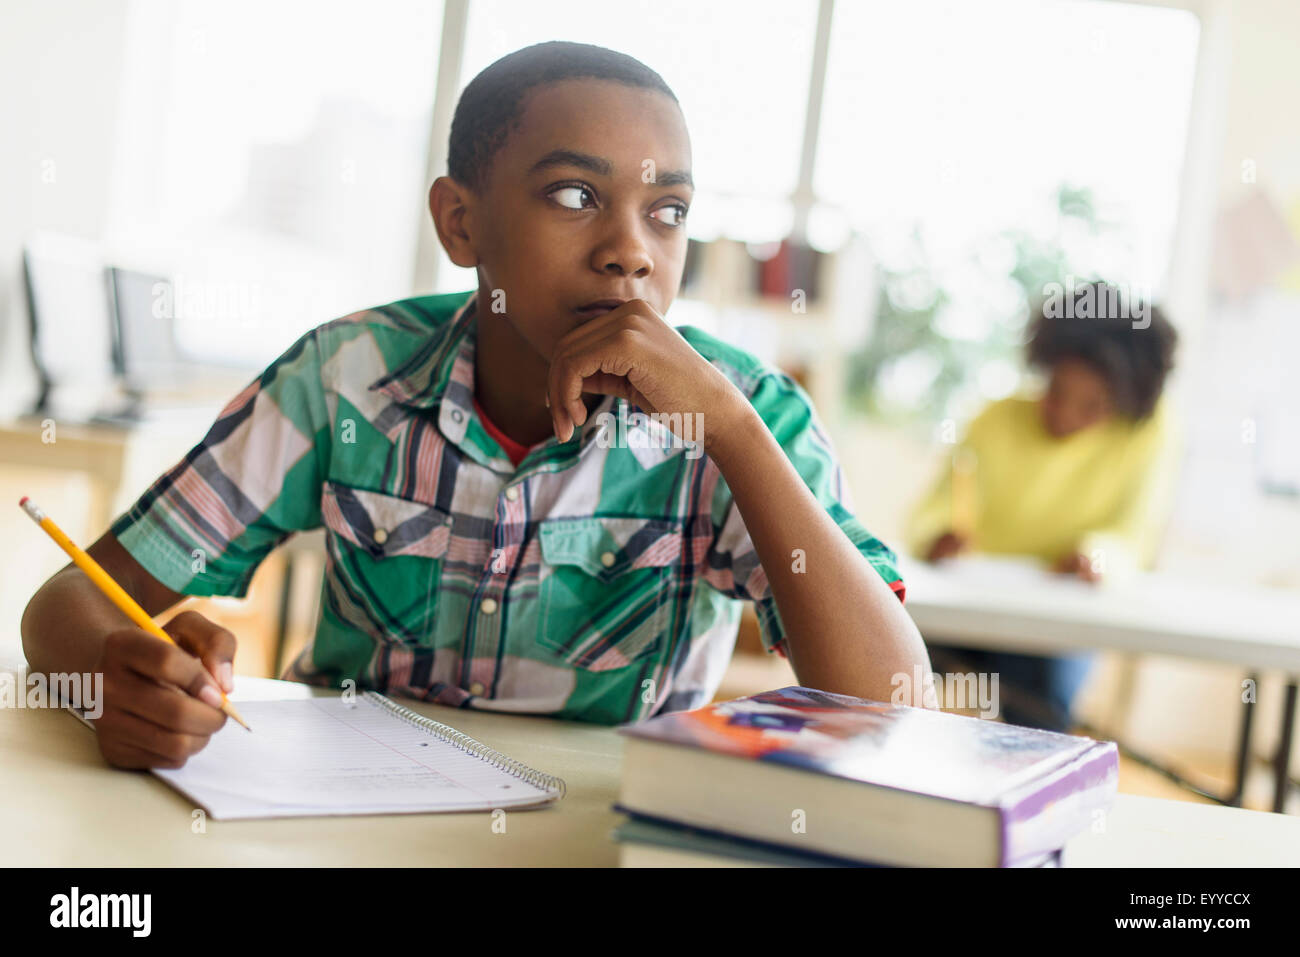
[367,290,615,470]
[368,291,478,412]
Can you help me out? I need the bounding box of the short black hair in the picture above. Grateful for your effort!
[447,41,679,195]
[1026,281,1178,420]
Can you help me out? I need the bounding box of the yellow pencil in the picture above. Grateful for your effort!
[20,496,251,732]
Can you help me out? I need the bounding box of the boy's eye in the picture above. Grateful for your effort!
[550,185,594,210]
[653,204,689,227]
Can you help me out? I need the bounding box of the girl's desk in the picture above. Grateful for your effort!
[898,554,1300,811]
[898,554,1300,671]
[2,674,1296,867]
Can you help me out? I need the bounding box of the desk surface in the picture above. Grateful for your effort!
[899,555,1300,672]
[4,674,1296,866]
[4,676,624,866]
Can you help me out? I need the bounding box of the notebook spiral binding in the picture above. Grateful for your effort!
[362,691,566,799]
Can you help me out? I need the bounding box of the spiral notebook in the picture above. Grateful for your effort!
[139,692,565,820]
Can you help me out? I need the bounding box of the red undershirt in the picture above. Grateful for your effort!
[472,395,536,466]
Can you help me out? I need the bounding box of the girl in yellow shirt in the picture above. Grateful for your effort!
[907,282,1179,731]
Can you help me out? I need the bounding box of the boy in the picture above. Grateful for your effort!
[21,41,932,770]
[907,281,1179,730]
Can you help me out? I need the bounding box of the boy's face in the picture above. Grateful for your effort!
[460,78,693,361]
[1041,358,1116,438]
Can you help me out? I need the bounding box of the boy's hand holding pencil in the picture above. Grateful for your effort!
[89,612,240,769]
[20,497,250,771]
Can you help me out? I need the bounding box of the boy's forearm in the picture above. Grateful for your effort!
[705,403,936,707]
[20,568,134,678]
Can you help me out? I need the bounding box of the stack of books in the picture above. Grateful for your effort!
[613,686,1117,867]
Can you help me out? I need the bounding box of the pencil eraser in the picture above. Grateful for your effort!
[19,496,28,507]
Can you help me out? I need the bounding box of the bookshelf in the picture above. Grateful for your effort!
[671,236,867,428]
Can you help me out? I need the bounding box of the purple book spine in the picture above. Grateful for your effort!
[998,741,1119,865]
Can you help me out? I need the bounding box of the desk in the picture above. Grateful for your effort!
[1,675,623,866]
[900,555,1300,810]
[3,673,1297,867]
[899,555,1300,671]
[1063,794,1300,867]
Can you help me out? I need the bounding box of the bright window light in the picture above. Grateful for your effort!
[107,0,443,367]
[817,0,1200,291]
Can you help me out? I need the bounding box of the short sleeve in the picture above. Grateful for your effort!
[110,327,333,598]
[701,370,905,657]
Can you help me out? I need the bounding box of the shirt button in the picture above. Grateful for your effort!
[600,551,616,568]
[480,598,498,615]
[468,682,485,696]
[373,528,389,545]
[504,486,519,501]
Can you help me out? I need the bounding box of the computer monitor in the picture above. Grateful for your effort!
[22,233,116,418]
[107,266,183,394]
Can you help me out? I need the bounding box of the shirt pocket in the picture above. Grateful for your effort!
[537,516,684,671]
[319,480,453,647]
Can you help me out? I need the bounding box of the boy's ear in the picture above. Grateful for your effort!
[429,176,480,269]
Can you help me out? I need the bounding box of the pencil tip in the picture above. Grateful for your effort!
[221,700,252,731]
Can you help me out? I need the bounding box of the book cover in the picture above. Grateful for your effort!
[618,686,1117,864]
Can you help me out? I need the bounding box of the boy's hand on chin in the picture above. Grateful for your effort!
[545,298,749,448]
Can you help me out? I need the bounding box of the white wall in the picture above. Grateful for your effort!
[0,0,131,416]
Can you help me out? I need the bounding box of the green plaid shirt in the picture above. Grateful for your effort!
[111,290,904,724]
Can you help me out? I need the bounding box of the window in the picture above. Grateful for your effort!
[106,0,443,367]
[816,0,1200,423]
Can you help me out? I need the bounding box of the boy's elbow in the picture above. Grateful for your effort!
[20,565,80,674]
[20,585,53,675]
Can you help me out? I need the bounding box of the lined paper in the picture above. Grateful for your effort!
[151,696,559,820]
